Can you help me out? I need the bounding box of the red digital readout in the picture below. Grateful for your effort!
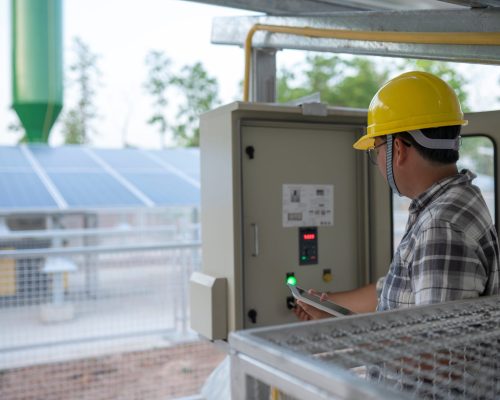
[303,233,316,240]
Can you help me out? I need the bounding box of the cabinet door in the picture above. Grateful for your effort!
[241,121,365,328]
[462,110,500,229]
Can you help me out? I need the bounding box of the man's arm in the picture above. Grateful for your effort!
[329,283,378,313]
[294,283,378,320]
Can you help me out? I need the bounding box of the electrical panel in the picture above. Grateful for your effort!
[191,102,371,339]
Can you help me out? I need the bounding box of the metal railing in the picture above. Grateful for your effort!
[230,295,500,399]
[0,227,225,400]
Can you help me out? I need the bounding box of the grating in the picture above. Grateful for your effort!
[230,295,500,399]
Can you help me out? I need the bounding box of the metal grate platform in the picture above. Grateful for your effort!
[229,295,500,399]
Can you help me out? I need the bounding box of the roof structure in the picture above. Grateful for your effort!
[186,0,496,14]
[189,0,500,102]
[0,145,200,213]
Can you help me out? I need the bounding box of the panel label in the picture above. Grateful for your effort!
[282,184,333,227]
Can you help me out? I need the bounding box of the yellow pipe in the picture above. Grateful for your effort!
[243,24,500,101]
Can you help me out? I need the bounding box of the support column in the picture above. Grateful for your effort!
[250,48,277,103]
[40,214,76,322]
[84,213,98,298]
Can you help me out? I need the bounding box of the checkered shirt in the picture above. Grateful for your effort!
[377,170,500,311]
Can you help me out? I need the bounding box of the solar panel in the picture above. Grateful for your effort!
[92,148,164,171]
[0,147,32,169]
[123,172,199,206]
[29,146,102,171]
[152,149,200,180]
[0,145,200,211]
[0,172,58,209]
[47,172,145,208]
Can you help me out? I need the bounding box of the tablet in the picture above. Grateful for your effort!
[288,284,354,317]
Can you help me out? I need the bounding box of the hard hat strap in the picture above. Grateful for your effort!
[386,135,402,197]
[407,130,461,150]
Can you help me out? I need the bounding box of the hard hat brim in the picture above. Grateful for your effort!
[353,119,468,151]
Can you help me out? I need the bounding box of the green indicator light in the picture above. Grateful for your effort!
[287,275,297,286]
[301,256,307,261]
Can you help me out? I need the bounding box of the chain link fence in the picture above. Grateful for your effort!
[0,226,225,400]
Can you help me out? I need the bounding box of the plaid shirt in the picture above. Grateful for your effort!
[377,170,500,311]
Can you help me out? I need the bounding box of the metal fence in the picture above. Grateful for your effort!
[0,227,225,400]
[230,295,500,399]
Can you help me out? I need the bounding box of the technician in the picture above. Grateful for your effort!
[295,71,500,321]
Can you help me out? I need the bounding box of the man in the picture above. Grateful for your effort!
[295,71,500,321]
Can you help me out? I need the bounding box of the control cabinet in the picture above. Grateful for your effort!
[192,102,375,339]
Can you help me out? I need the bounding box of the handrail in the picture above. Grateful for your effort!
[0,241,201,259]
[243,24,500,101]
[0,224,200,240]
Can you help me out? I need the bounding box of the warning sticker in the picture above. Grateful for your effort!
[282,184,334,228]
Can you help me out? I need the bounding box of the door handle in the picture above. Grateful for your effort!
[251,223,259,257]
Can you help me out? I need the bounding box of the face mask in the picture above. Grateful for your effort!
[386,135,402,197]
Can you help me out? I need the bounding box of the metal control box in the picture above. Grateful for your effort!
[194,102,376,339]
[189,272,227,340]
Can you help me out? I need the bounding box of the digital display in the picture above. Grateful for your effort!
[299,227,318,265]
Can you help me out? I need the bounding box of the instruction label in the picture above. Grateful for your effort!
[282,184,334,228]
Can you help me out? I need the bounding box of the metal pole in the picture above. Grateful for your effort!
[250,48,277,103]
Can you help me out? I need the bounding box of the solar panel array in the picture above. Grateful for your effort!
[0,145,200,212]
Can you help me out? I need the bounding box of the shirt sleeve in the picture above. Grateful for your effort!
[411,224,487,305]
[375,276,385,299]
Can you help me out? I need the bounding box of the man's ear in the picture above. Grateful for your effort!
[393,137,409,166]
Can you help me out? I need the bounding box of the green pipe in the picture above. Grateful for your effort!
[12,0,63,143]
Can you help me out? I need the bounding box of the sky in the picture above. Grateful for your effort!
[0,0,257,148]
[0,0,499,149]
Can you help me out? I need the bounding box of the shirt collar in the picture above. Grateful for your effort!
[409,169,476,214]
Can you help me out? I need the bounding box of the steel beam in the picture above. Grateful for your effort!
[322,0,464,10]
[250,48,277,102]
[439,0,500,7]
[211,10,500,64]
[182,0,366,14]
[183,0,465,14]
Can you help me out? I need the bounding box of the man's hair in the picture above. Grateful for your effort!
[395,125,461,165]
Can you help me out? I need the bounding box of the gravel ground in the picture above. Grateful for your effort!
[0,341,226,400]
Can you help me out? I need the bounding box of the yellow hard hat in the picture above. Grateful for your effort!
[353,71,468,151]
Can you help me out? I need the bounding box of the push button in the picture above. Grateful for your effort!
[322,268,332,283]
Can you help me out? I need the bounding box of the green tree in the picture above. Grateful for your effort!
[278,55,389,109]
[170,62,220,147]
[401,60,493,175]
[277,68,310,105]
[144,53,220,148]
[7,118,23,142]
[60,37,101,145]
[277,54,470,111]
[278,54,491,175]
[459,136,494,176]
[144,50,172,148]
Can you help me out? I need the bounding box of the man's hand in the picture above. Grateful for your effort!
[292,283,377,320]
[292,289,332,321]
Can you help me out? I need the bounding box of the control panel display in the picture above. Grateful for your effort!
[299,227,318,265]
